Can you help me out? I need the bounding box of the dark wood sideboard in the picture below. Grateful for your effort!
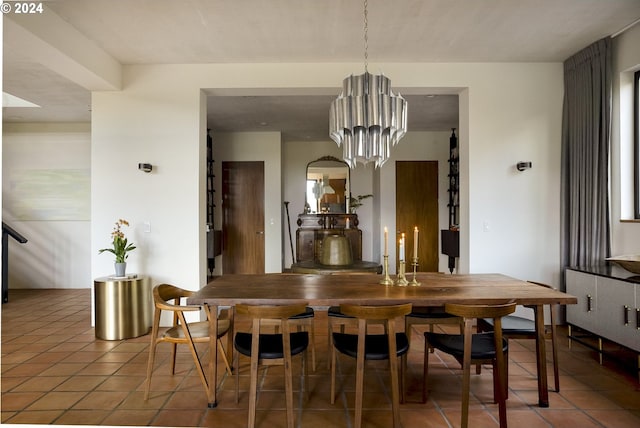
[296,213,362,263]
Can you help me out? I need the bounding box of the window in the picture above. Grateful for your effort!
[635,70,640,219]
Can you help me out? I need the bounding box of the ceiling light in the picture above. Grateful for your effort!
[329,0,407,168]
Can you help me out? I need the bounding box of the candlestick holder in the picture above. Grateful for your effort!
[396,260,409,286]
[409,256,421,286]
[380,255,394,285]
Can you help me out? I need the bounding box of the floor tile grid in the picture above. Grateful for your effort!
[1,289,639,428]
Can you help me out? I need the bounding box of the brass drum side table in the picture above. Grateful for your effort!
[94,275,152,340]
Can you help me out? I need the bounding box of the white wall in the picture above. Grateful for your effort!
[89,62,564,291]
[611,23,640,255]
[2,123,91,289]
[1,62,565,296]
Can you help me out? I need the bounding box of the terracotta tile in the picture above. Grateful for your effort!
[61,350,106,363]
[13,376,68,392]
[585,409,640,427]
[1,376,28,392]
[0,352,40,364]
[537,409,603,427]
[2,289,640,428]
[2,362,51,377]
[0,391,45,411]
[163,390,210,409]
[76,361,123,375]
[4,410,64,424]
[561,389,623,409]
[117,390,170,410]
[72,390,129,409]
[101,409,159,426]
[55,409,111,425]
[39,362,88,376]
[1,411,18,422]
[95,351,138,363]
[400,409,450,428]
[25,391,87,410]
[97,374,146,391]
[152,408,205,426]
[201,409,251,428]
[54,375,109,391]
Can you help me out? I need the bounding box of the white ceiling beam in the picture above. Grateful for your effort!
[5,5,121,91]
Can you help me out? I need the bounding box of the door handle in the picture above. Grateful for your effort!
[624,305,630,325]
[256,231,264,235]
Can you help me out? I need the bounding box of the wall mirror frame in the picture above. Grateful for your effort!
[305,156,350,214]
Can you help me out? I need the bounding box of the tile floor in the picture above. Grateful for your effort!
[1,288,639,427]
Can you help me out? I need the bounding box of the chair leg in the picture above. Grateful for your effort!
[460,323,473,428]
[389,354,401,428]
[234,348,240,404]
[247,353,258,428]
[550,327,560,392]
[170,343,177,374]
[144,339,158,401]
[422,337,430,403]
[354,351,365,428]
[303,349,310,402]
[330,340,337,404]
[495,348,508,427]
[284,350,295,428]
[306,319,317,372]
[218,339,233,376]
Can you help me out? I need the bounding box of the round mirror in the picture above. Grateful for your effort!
[305,156,350,214]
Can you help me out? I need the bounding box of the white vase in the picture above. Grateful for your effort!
[115,262,126,277]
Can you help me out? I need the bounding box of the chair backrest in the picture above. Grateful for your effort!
[340,303,413,321]
[236,303,310,321]
[152,283,203,332]
[445,302,516,320]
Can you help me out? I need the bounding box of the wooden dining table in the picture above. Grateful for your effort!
[188,272,577,409]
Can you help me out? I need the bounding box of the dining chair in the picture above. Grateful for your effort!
[144,284,232,402]
[423,302,516,428]
[326,272,381,370]
[405,306,463,351]
[262,306,316,372]
[476,281,560,392]
[234,303,310,428]
[330,303,413,428]
[404,273,463,352]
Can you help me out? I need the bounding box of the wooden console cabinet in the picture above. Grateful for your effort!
[296,213,361,263]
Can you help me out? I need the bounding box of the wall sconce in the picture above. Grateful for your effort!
[138,163,153,173]
[516,161,532,171]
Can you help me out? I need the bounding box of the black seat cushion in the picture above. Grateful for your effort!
[425,332,508,360]
[479,315,535,335]
[332,332,409,360]
[234,332,309,359]
[328,305,354,319]
[290,306,314,319]
[408,307,458,319]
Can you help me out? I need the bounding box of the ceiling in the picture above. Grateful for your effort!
[3,0,640,141]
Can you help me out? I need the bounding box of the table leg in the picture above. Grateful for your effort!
[534,305,549,407]
[205,303,219,408]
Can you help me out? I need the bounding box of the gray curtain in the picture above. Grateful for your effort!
[561,37,612,275]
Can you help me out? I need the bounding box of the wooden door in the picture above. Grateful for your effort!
[396,161,439,271]
[222,161,265,274]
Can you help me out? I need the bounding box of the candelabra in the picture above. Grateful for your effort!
[396,260,409,286]
[409,256,421,286]
[380,255,394,285]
